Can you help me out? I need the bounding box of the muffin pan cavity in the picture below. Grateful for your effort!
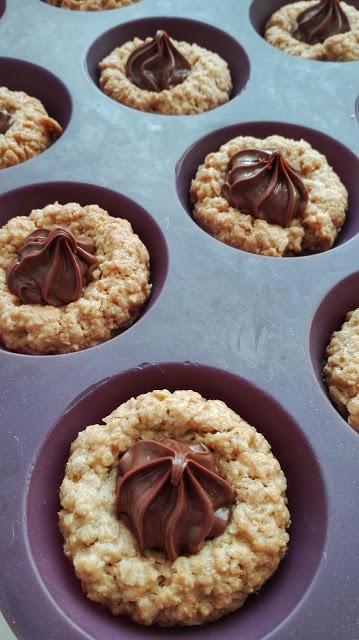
[0,181,168,354]
[27,362,327,640]
[250,0,359,47]
[86,17,250,111]
[310,272,359,423]
[0,57,72,145]
[176,120,359,254]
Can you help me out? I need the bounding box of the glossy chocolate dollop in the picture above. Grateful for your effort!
[293,0,350,45]
[116,438,234,561]
[222,148,308,228]
[0,107,13,134]
[125,30,191,92]
[6,226,98,306]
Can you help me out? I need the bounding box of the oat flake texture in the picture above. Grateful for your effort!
[190,134,347,257]
[99,37,232,115]
[45,0,140,10]
[0,202,151,354]
[324,308,359,431]
[59,390,290,626]
[0,87,62,169]
[264,1,359,61]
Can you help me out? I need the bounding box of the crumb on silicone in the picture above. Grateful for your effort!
[190,134,347,257]
[264,1,359,61]
[99,37,232,115]
[0,202,151,354]
[324,308,359,431]
[59,389,290,626]
[0,87,62,169]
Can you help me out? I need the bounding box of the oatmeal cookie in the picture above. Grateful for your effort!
[45,0,140,9]
[264,1,359,61]
[59,389,290,626]
[0,202,151,354]
[0,87,62,169]
[190,134,347,257]
[324,308,359,431]
[99,37,232,115]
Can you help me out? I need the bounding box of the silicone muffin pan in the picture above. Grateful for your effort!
[0,0,358,639]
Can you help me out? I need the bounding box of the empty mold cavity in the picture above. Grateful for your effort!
[27,362,327,640]
[0,181,168,353]
[0,57,72,147]
[176,120,359,254]
[86,17,250,110]
[310,272,359,425]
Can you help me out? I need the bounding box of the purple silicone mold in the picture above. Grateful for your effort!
[0,1,5,18]
[310,272,359,425]
[0,181,168,353]
[176,120,359,253]
[0,57,72,144]
[86,17,250,110]
[1,1,359,639]
[27,362,327,640]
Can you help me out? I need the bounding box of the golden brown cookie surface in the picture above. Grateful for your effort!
[324,308,359,431]
[0,87,62,169]
[59,390,290,626]
[190,134,347,257]
[0,202,151,354]
[264,1,359,61]
[45,0,140,10]
[99,37,232,115]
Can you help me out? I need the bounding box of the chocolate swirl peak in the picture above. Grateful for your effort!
[222,148,308,228]
[6,227,98,307]
[116,439,234,561]
[293,0,350,45]
[125,30,191,92]
[0,107,13,134]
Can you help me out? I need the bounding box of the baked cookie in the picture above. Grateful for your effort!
[99,30,232,115]
[0,87,62,169]
[59,390,290,626]
[264,0,359,61]
[324,308,359,431]
[190,134,347,257]
[0,202,151,354]
[44,0,140,9]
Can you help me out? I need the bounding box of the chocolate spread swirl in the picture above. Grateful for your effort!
[222,148,308,228]
[293,0,350,45]
[116,439,234,561]
[125,30,191,92]
[0,108,13,134]
[6,226,98,306]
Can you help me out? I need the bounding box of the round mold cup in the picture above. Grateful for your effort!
[176,120,359,255]
[310,272,359,426]
[0,181,168,353]
[86,17,250,112]
[0,1,5,19]
[250,0,359,46]
[27,362,327,640]
[0,57,72,162]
